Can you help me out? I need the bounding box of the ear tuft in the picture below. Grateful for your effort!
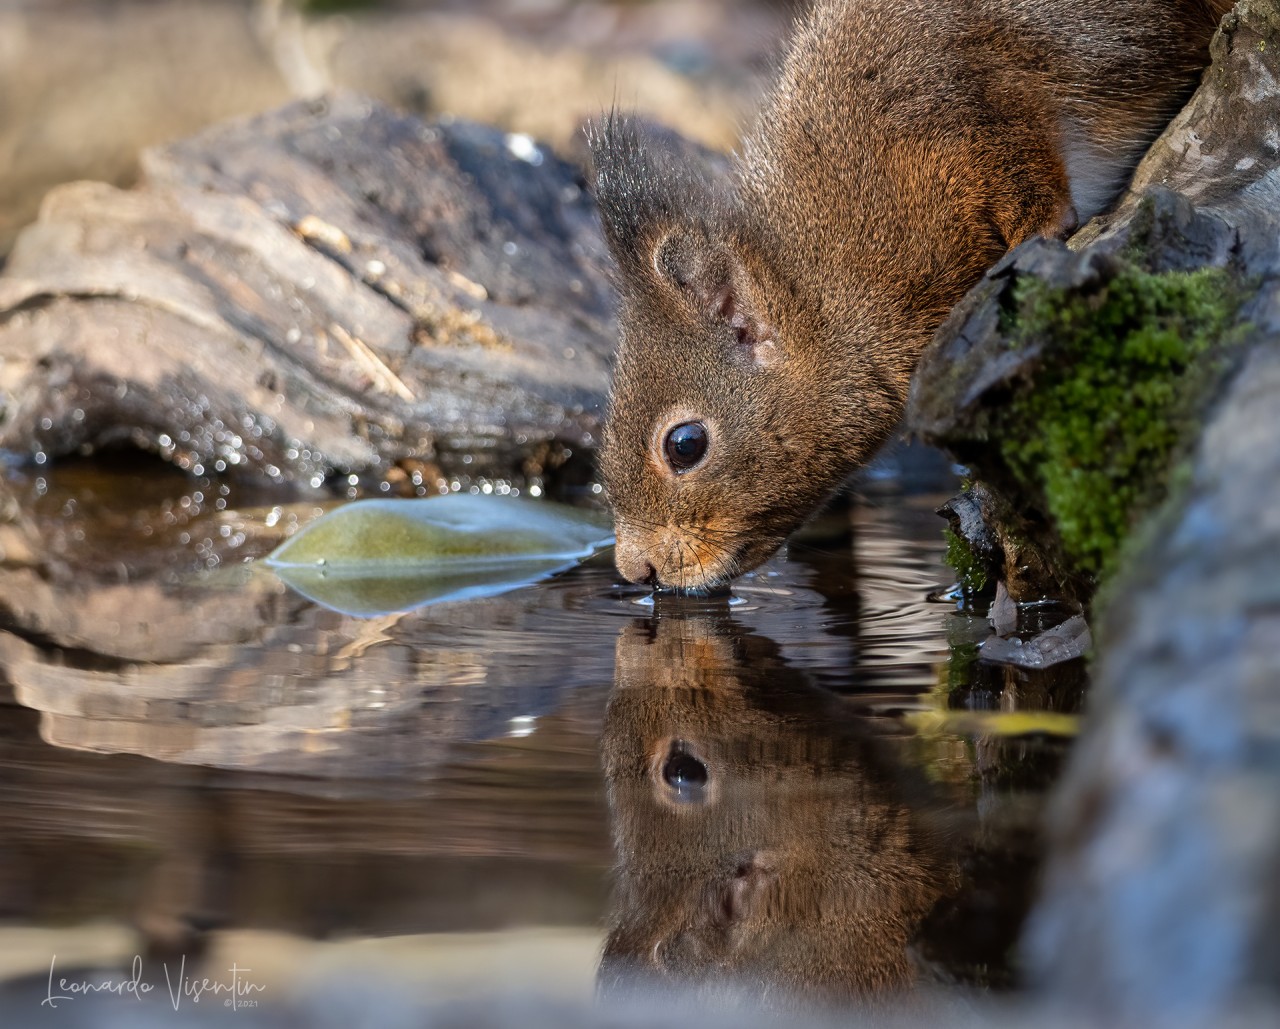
[586,113,779,367]
[586,113,725,276]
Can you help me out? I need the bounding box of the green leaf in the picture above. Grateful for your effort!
[264,494,614,616]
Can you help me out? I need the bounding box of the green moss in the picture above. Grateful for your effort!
[944,525,990,595]
[995,263,1240,580]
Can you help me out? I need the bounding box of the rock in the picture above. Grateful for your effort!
[0,96,618,485]
[910,0,1280,605]
[911,193,1247,601]
[978,615,1091,671]
[1024,339,1280,1018]
[938,483,1073,604]
[964,0,1280,1019]
[987,582,1018,637]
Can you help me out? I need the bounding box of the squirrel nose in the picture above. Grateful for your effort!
[620,559,657,587]
[615,541,658,586]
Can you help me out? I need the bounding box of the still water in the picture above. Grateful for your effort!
[0,448,1081,1021]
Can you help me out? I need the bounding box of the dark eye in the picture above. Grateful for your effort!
[663,421,709,472]
[662,741,709,804]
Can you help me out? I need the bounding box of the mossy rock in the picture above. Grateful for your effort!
[992,261,1242,579]
[911,187,1248,600]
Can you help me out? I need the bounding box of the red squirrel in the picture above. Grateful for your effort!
[590,0,1234,590]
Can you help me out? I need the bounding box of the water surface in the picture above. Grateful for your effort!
[0,449,1082,1019]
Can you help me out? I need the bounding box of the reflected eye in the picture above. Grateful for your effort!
[662,741,709,804]
[663,422,709,472]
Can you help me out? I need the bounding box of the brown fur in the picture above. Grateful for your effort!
[598,615,956,1006]
[590,0,1234,589]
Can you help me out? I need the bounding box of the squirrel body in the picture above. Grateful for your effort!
[591,0,1233,589]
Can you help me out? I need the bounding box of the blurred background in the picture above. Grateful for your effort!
[0,0,801,257]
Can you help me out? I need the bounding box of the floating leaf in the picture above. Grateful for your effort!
[265,494,613,616]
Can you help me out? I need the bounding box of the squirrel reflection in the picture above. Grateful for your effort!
[599,608,959,1007]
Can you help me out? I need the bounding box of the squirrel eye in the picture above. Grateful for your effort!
[662,741,709,804]
[663,422,709,472]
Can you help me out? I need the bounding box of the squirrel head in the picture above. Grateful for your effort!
[589,117,896,590]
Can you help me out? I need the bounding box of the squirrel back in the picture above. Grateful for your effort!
[592,0,1232,590]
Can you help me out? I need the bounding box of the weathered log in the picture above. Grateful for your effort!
[0,96,617,486]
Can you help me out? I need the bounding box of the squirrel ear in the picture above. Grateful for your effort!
[588,114,778,366]
[589,115,697,270]
[653,230,779,366]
